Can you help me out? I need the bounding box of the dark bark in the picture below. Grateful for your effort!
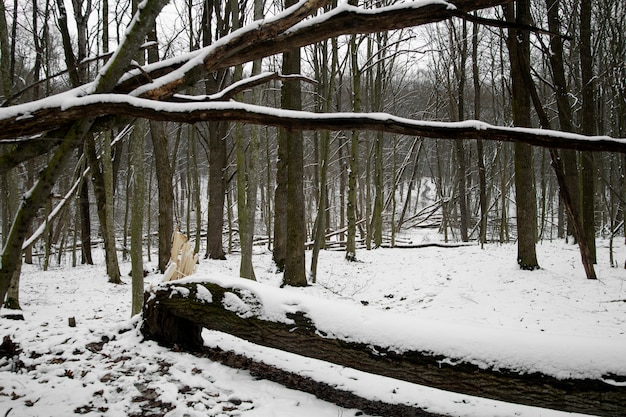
[579,0,596,262]
[456,20,469,242]
[505,0,539,270]
[509,2,596,278]
[201,0,229,262]
[545,0,580,240]
[0,1,11,100]
[3,100,625,155]
[273,129,288,271]
[280,0,307,287]
[79,174,93,265]
[199,346,441,417]
[58,0,93,266]
[455,141,469,242]
[84,135,121,283]
[151,121,174,272]
[147,24,174,273]
[205,121,228,260]
[142,281,626,416]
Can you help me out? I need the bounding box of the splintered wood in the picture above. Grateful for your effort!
[163,230,199,281]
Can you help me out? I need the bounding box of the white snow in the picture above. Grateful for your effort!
[1,235,625,416]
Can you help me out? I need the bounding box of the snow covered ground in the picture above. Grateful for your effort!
[1,231,625,417]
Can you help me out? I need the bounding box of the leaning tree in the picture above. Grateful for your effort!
[1,0,625,305]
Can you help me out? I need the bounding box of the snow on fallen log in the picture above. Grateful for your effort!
[141,275,626,416]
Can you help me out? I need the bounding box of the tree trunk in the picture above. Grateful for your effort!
[238,13,263,278]
[372,132,384,247]
[2,164,19,309]
[456,19,469,242]
[346,130,359,261]
[78,174,93,264]
[545,0,580,241]
[151,120,174,272]
[147,23,174,273]
[346,24,361,261]
[281,0,306,286]
[142,280,626,417]
[509,1,596,278]
[85,133,122,283]
[234,77,256,279]
[505,0,539,270]
[0,0,11,100]
[473,25,487,246]
[206,120,228,261]
[579,0,596,263]
[273,128,288,271]
[200,345,440,417]
[103,132,122,283]
[230,0,254,279]
[310,39,333,281]
[130,119,146,316]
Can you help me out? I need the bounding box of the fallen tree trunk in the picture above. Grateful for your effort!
[141,278,626,416]
[199,344,440,417]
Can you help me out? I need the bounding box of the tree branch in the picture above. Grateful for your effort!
[169,72,316,102]
[1,98,624,153]
[450,10,572,40]
[115,0,514,99]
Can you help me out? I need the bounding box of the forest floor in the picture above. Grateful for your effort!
[1,229,625,417]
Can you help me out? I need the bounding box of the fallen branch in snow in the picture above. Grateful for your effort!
[198,345,441,417]
[380,242,475,249]
[141,278,626,416]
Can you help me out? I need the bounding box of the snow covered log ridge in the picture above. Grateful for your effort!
[141,276,626,416]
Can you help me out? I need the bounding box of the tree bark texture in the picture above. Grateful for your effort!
[273,128,288,271]
[505,0,539,270]
[545,0,580,240]
[130,119,146,316]
[206,121,228,260]
[150,120,174,272]
[147,22,174,273]
[579,0,596,263]
[141,280,626,417]
[279,0,307,287]
[199,344,442,417]
[84,134,122,283]
[3,99,624,156]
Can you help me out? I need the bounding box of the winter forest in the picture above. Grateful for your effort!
[1,0,626,416]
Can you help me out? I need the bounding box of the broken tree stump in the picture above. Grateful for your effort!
[141,277,626,416]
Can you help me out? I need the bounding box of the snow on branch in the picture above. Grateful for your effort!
[1,96,624,153]
[170,72,316,103]
[115,0,514,100]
